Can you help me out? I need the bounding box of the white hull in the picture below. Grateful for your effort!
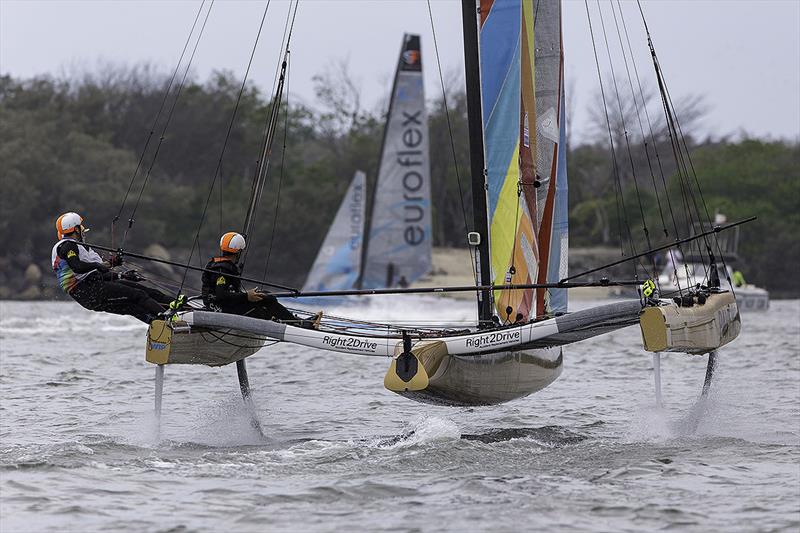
[735,286,769,311]
[177,300,641,405]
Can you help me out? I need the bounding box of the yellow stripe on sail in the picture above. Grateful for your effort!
[489,140,540,322]
[490,143,521,291]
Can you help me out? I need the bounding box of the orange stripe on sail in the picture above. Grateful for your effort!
[480,0,495,27]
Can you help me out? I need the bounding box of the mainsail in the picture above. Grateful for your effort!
[476,0,567,322]
[303,171,366,291]
[360,34,432,289]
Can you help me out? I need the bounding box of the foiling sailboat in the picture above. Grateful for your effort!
[304,34,432,293]
[94,0,747,418]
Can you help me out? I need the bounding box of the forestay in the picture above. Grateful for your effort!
[361,34,432,289]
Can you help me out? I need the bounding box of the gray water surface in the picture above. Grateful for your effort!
[1,298,798,532]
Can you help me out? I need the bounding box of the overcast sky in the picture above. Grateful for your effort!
[2,0,798,143]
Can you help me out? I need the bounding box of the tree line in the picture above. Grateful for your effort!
[0,68,797,298]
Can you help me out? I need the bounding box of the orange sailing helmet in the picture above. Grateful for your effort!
[220,232,246,253]
[56,212,85,239]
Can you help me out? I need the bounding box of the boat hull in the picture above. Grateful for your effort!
[735,287,769,311]
[146,320,269,366]
[395,346,563,406]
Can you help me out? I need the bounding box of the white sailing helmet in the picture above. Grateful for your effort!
[55,212,85,238]
[220,232,246,253]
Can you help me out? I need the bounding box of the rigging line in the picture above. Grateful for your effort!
[651,66,702,288]
[561,216,755,283]
[660,96,705,287]
[605,0,663,250]
[240,64,285,258]
[607,3,676,293]
[177,0,274,295]
[632,1,702,288]
[615,0,685,296]
[240,0,295,251]
[121,1,215,249]
[585,0,641,278]
[660,70,735,289]
[427,0,479,295]
[261,50,291,281]
[240,1,299,271]
[635,1,716,288]
[596,0,655,278]
[112,0,207,247]
[647,41,708,287]
[636,0,711,232]
[268,1,297,106]
[610,0,666,238]
[267,278,647,300]
[87,240,296,290]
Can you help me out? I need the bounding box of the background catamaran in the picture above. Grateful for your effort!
[134,0,743,414]
[304,34,432,293]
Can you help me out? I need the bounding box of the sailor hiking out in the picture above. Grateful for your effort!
[202,232,318,328]
[52,212,175,323]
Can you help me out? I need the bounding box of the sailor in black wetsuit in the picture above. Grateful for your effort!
[201,232,302,323]
[51,212,173,323]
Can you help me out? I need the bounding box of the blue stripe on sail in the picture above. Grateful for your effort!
[309,240,361,291]
[479,0,522,127]
[484,40,521,220]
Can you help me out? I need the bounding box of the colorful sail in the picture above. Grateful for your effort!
[360,34,432,289]
[303,171,366,291]
[478,0,566,321]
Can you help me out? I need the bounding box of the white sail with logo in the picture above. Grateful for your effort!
[303,171,366,291]
[360,33,432,289]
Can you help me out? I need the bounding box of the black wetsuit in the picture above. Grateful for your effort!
[55,240,171,323]
[201,257,296,322]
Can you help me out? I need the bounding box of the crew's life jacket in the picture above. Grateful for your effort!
[51,238,103,294]
[201,257,242,306]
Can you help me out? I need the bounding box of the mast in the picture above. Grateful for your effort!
[461,0,493,323]
[239,55,289,270]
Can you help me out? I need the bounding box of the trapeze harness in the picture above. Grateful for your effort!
[51,238,104,293]
[51,238,167,323]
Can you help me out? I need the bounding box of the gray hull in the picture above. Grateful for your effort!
[399,347,562,406]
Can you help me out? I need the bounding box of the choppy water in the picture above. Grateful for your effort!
[1,298,798,532]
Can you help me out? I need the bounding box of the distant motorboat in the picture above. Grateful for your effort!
[657,214,769,311]
[658,261,769,311]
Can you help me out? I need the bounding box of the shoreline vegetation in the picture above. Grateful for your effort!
[1,69,797,301]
